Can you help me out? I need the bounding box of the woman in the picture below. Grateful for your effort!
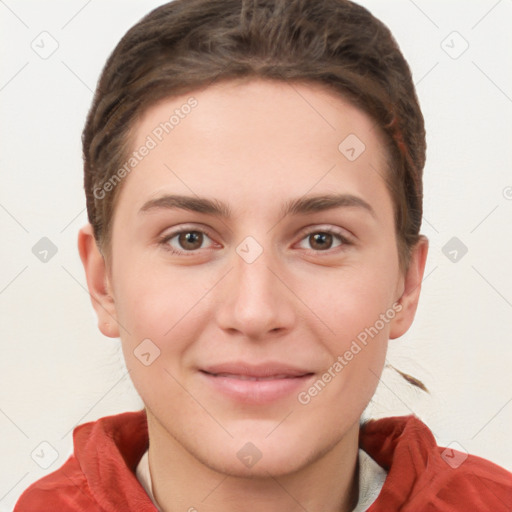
[15,0,512,510]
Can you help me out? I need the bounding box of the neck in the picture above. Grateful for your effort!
[146,411,360,512]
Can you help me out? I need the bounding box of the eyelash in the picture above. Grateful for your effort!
[157,225,352,256]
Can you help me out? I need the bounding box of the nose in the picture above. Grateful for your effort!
[215,242,297,340]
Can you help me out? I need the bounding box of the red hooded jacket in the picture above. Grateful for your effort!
[14,410,512,511]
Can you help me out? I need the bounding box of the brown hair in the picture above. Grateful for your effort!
[82,0,428,391]
[83,0,426,273]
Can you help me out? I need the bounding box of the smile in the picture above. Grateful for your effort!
[199,363,315,404]
[208,373,305,381]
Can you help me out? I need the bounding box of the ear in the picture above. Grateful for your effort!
[389,235,429,339]
[77,224,120,338]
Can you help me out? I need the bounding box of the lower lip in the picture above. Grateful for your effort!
[200,372,314,405]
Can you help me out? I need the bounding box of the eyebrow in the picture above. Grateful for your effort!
[139,193,376,219]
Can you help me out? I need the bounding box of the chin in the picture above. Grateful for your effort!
[203,448,312,479]
[194,429,332,480]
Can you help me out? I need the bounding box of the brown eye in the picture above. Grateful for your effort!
[308,232,334,251]
[296,229,349,253]
[177,231,204,250]
[160,229,215,255]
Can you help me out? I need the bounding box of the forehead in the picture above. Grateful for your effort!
[117,78,392,221]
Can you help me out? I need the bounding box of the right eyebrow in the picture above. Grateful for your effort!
[139,195,232,218]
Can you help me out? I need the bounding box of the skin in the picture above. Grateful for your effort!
[79,78,428,512]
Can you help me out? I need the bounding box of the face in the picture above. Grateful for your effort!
[81,78,427,477]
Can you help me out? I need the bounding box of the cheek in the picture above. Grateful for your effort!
[113,270,198,405]
[300,281,392,418]
[116,278,166,335]
[309,264,398,338]
[113,261,214,365]
[113,249,178,319]
[112,263,183,348]
[302,261,397,400]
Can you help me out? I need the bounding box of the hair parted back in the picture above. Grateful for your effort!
[83,0,426,272]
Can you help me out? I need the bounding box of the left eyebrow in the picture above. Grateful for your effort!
[280,193,376,219]
[138,193,376,219]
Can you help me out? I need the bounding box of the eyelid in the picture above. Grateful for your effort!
[160,223,215,239]
[295,224,354,243]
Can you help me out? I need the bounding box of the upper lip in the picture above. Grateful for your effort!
[200,362,313,378]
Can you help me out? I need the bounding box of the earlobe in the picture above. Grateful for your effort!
[389,235,429,340]
[77,224,120,338]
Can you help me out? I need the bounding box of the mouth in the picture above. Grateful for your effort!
[199,362,315,404]
[204,373,309,381]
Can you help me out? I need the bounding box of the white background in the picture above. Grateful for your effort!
[1,0,511,509]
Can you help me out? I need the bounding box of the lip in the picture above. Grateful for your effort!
[199,362,315,404]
